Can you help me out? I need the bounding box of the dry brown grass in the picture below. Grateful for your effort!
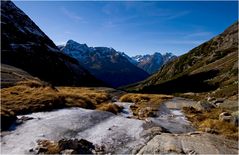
[119,93,173,119]
[1,82,117,130]
[183,107,238,140]
[119,93,172,103]
[1,81,65,130]
[57,87,111,105]
[96,103,123,114]
[1,84,113,116]
[1,84,64,115]
[37,140,60,154]
[199,119,238,139]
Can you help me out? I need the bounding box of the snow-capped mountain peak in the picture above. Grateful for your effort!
[131,52,176,74]
[59,40,149,87]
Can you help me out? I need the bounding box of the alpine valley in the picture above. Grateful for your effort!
[1,1,238,154]
[58,40,176,87]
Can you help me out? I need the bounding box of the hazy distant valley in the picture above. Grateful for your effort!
[1,1,238,154]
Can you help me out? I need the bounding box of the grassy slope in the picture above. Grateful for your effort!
[125,22,238,99]
[1,64,42,88]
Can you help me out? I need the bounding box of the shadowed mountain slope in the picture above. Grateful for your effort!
[126,22,238,97]
[1,1,104,87]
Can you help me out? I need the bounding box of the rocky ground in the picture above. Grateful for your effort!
[1,97,238,154]
[138,132,238,154]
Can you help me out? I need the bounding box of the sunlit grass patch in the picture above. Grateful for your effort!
[183,107,238,140]
[119,93,173,119]
[96,103,123,114]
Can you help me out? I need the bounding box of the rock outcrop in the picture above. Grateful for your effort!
[137,132,238,154]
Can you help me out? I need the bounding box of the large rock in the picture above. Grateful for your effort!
[137,133,238,154]
[193,100,215,111]
[58,139,95,154]
[219,112,232,122]
[35,138,95,154]
[231,111,239,126]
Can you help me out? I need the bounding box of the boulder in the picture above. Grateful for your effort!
[207,96,216,102]
[137,133,238,154]
[140,127,162,141]
[138,107,157,119]
[211,98,225,106]
[16,116,33,125]
[231,111,239,126]
[219,112,232,123]
[35,138,95,154]
[193,100,215,111]
[58,139,95,154]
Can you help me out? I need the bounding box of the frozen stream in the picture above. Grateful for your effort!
[1,108,146,154]
[1,99,195,154]
[149,98,195,133]
[113,102,134,117]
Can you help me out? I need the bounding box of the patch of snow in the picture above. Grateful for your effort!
[24,26,44,37]
[45,44,60,52]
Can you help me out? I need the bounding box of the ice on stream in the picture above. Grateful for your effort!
[1,99,195,154]
[1,108,145,154]
[113,102,134,118]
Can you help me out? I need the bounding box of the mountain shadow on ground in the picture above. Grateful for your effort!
[138,69,220,94]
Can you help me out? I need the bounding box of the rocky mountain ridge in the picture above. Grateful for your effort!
[132,52,177,74]
[59,40,149,87]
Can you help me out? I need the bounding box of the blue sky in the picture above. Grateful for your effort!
[14,1,238,56]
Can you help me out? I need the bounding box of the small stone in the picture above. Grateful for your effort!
[60,149,75,155]
[205,128,218,134]
[29,148,34,152]
[207,97,216,102]
[37,146,48,153]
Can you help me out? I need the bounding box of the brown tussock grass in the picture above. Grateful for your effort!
[57,87,111,105]
[1,81,117,130]
[183,107,238,140]
[119,93,173,119]
[1,84,64,115]
[96,103,123,114]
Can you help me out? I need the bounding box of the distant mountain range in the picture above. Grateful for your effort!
[126,21,238,98]
[2,1,174,88]
[131,52,177,74]
[59,40,149,87]
[1,1,103,87]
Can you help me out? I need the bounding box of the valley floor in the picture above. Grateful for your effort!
[1,95,238,154]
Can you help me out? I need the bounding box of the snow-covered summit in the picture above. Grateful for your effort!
[131,52,176,74]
